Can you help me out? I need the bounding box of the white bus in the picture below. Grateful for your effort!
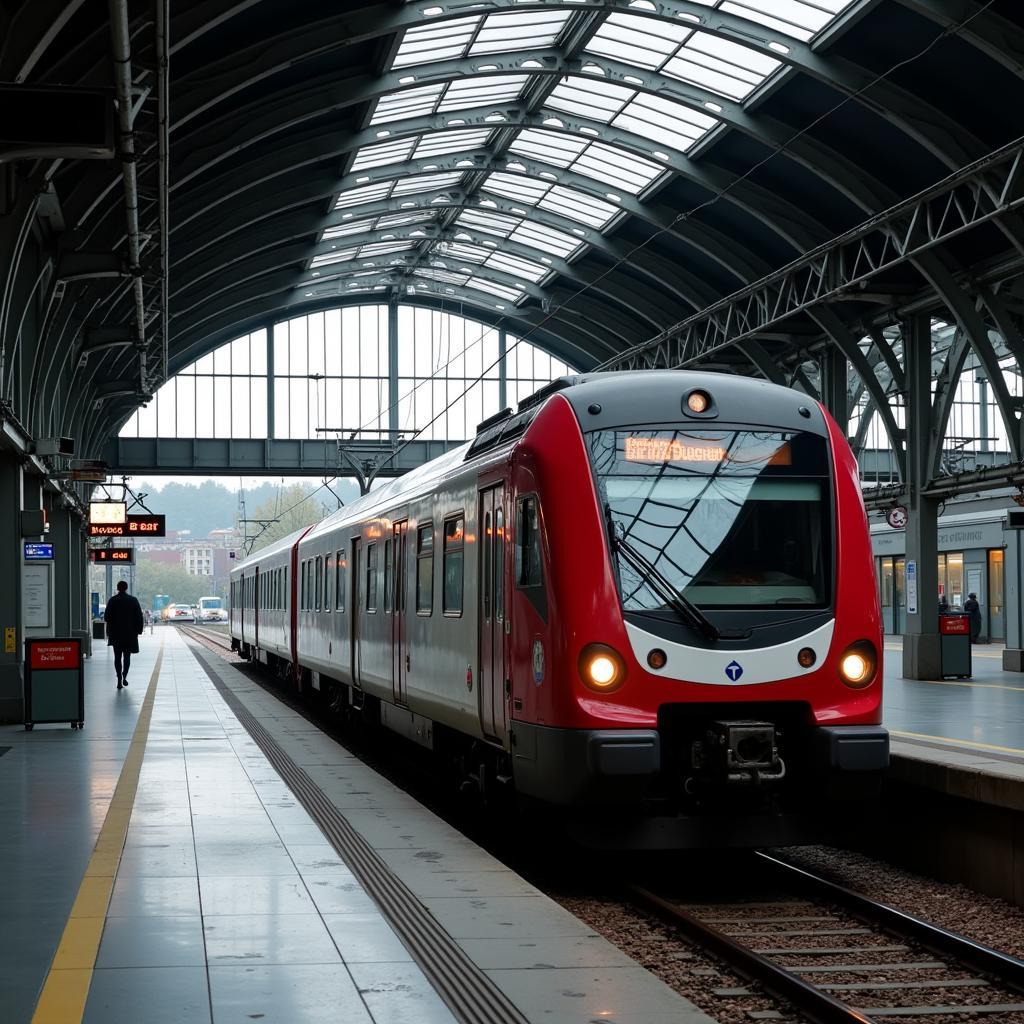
[197,596,228,622]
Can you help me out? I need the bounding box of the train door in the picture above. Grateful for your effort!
[478,485,507,742]
[392,521,409,705]
[351,538,362,688]
[254,566,260,649]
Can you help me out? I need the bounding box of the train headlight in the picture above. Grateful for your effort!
[838,641,877,688]
[686,390,710,414]
[579,643,626,693]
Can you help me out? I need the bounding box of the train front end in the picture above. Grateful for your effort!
[508,371,888,847]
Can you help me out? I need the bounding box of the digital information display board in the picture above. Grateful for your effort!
[88,514,165,538]
[89,548,135,564]
[24,543,54,560]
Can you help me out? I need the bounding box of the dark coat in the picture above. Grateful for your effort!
[104,591,144,652]
[964,597,982,641]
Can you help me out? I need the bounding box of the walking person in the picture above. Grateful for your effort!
[104,580,144,689]
[964,592,983,644]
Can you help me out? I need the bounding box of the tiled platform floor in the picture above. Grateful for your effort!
[1,630,712,1024]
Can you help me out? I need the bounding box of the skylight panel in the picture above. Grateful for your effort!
[469,10,572,56]
[539,185,617,229]
[614,93,718,152]
[334,181,392,209]
[722,0,858,43]
[392,171,463,196]
[323,218,374,240]
[486,250,548,283]
[377,211,433,229]
[508,129,586,169]
[457,208,518,238]
[545,78,633,123]
[441,241,489,264]
[370,83,445,125]
[351,137,417,171]
[584,12,690,70]
[358,240,416,258]
[663,32,779,101]
[437,74,528,112]
[510,221,580,260]
[414,267,471,287]
[572,141,663,194]
[465,277,522,302]
[413,129,491,160]
[311,248,357,268]
[392,15,479,69]
[483,173,548,205]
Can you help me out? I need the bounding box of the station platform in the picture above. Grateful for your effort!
[0,628,712,1024]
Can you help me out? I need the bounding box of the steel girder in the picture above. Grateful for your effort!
[598,140,1024,371]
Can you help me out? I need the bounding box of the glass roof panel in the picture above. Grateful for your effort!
[357,240,416,258]
[370,83,445,125]
[539,185,617,229]
[456,208,519,239]
[486,250,548,283]
[482,173,549,206]
[464,277,522,302]
[510,221,581,259]
[545,78,633,123]
[469,10,573,56]
[392,15,479,69]
[585,12,691,70]
[392,171,463,196]
[413,128,491,160]
[722,0,860,43]
[442,241,490,264]
[613,92,718,152]
[571,140,663,194]
[350,138,416,171]
[438,74,529,112]
[334,181,393,209]
[508,129,586,169]
[663,32,779,101]
[311,247,357,268]
[414,267,471,286]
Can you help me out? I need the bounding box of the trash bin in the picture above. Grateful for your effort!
[24,637,85,730]
[92,619,106,641]
[939,613,972,679]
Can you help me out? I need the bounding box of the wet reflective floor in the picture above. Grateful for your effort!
[883,639,1024,757]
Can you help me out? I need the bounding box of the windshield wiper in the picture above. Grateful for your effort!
[604,506,719,642]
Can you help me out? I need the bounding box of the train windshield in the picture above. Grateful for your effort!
[199,597,222,609]
[589,429,831,611]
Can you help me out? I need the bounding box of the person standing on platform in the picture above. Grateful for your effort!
[964,592,982,643]
[104,580,144,689]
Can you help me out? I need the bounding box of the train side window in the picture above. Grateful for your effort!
[443,514,464,616]
[366,544,378,612]
[384,539,393,614]
[325,553,333,612]
[315,556,323,612]
[516,496,543,588]
[416,524,433,615]
[283,567,288,609]
[336,551,345,613]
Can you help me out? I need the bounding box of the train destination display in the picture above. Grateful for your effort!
[88,513,165,537]
[89,548,135,564]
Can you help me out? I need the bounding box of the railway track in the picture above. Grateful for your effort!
[629,852,1024,1024]
[180,623,234,650]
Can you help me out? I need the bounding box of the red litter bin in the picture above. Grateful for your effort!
[939,614,971,679]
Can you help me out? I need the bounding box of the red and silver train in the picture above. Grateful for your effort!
[230,371,887,847]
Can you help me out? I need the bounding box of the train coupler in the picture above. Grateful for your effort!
[689,720,786,788]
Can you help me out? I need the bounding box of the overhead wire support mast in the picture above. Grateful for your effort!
[598,136,1024,373]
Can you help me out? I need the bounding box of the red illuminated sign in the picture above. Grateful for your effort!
[939,615,971,636]
[89,548,135,564]
[88,514,165,537]
[29,640,80,671]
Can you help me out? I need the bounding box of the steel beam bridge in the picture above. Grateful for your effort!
[102,437,464,477]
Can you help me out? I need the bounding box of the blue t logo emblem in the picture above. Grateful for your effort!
[725,660,743,681]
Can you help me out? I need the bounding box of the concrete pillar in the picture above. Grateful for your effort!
[0,456,24,721]
[902,314,942,679]
[21,471,54,641]
[1004,527,1024,670]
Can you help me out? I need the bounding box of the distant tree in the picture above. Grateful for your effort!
[246,483,331,552]
[133,558,212,609]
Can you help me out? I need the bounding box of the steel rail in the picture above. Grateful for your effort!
[756,852,1024,993]
[625,882,877,1024]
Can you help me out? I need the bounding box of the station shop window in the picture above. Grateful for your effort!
[417,524,433,615]
[516,496,543,588]
[443,514,464,615]
[366,544,378,611]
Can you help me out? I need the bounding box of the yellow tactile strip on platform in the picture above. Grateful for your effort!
[31,640,164,1024]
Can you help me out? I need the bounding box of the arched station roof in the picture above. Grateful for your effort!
[3,0,1024,455]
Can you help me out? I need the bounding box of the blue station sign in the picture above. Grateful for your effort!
[24,543,54,560]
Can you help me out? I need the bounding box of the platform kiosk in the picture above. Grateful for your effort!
[24,638,85,730]
[939,614,972,679]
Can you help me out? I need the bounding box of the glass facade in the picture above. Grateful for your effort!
[120,306,575,442]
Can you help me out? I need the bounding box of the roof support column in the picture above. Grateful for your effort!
[388,301,398,437]
[901,313,942,681]
[819,348,848,431]
[266,326,275,439]
[498,328,508,412]
[0,454,24,721]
